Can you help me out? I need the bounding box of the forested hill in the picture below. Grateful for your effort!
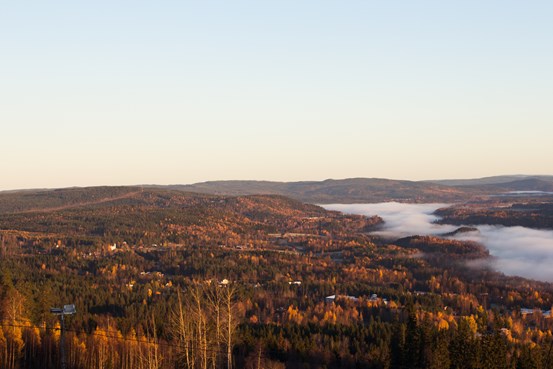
[0,186,144,214]
[0,186,381,244]
[165,178,471,203]
[427,175,553,187]
[3,175,553,206]
[0,186,326,218]
[162,175,553,203]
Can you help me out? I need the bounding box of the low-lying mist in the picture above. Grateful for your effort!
[323,203,553,282]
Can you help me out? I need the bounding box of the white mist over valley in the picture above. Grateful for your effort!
[323,203,553,282]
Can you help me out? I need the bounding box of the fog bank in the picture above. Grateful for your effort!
[323,203,553,282]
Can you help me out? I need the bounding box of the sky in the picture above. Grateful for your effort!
[1,1,552,190]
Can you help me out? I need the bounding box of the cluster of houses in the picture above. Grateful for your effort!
[520,308,552,317]
[324,293,388,305]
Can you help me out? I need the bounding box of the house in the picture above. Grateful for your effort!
[369,293,388,305]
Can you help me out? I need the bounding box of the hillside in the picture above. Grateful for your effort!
[0,187,381,247]
[0,186,145,214]
[2,185,553,368]
[167,178,472,203]
[427,175,553,187]
[4,175,553,206]
[479,177,553,192]
[435,197,553,229]
[169,176,553,203]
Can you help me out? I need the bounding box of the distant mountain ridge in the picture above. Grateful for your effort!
[3,175,553,206]
[478,178,553,192]
[170,175,553,203]
[426,175,553,187]
[164,178,470,203]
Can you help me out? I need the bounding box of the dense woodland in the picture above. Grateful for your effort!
[1,187,553,368]
[435,196,553,229]
[169,176,553,204]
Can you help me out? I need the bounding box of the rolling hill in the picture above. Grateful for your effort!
[3,175,553,206]
[165,178,472,203]
[426,175,553,187]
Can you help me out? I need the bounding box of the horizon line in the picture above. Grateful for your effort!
[2,173,553,193]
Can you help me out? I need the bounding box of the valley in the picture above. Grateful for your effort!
[1,181,553,368]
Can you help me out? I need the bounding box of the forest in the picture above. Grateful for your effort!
[435,196,553,230]
[1,187,553,368]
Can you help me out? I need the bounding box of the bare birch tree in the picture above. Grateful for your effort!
[222,284,238,369]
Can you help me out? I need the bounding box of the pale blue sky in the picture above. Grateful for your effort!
[1,1,552,190]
